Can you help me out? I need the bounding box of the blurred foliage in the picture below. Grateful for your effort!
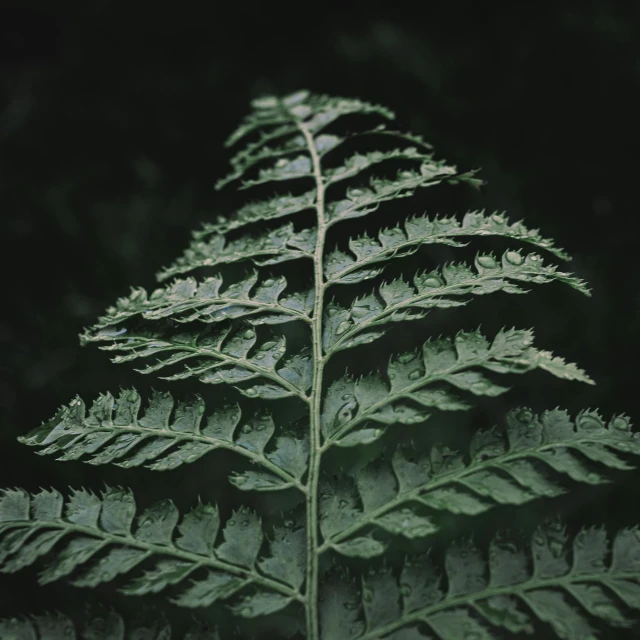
[1,1,639,635]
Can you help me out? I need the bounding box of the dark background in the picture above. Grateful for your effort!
[1,1,639,637]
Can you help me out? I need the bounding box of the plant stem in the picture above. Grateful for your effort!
[295,112,326,640]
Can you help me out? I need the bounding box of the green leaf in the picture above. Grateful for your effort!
[325,210,571,286]
[258,524,306,589]
[0,488,299,605]
[0,608,220,640]
[86,273,312,332]
[325,165,477,226]
[158,222,316,281]
[18,90,639,638]
[324,250,589,354]
[20,390,307,487]
[339,523,640,639]
[319,408,638,552]
[330,537,387,559]
[80,325,311,400]
[322,328,592,445]
[230,591,294,617]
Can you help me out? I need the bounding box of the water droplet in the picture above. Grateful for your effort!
[241,519,250,527]
[338,499,348,509]
[587,472,600,483]
[504,250,523,265]
[399,171,413,179]
[350,306,370,319]
[549,540,564,557]
[326,307,339,317]
[388,373,396,380]
[342,393,353,400]
[242,424,252,434]
[127,392,138,402]
[284,519,295,528]
[476,255,497,269]
[197,404,205,414]
[243,329,256,339]
[343,601,358,611]
[491,213,505,224]
[245,389,257,397]
[408,369,421,380]
[234,476,246,485]
[228,519,236,526]
[240,606,253,616]
[362,588,373,603]
[421,276,442,288]
[263,278,275,286]
[611,417,629,431]
[400,584,412,596]
[336,321,351,335]
[256,424,267,431]
[397,353,416,365]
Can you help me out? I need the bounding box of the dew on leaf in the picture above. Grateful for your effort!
[504,250,524,265]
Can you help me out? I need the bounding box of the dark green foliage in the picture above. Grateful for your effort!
[2,91,638,638]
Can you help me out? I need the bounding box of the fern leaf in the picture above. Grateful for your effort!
[0,488,302,611]
[319,408,639,555]
[195,191,316,239]
[18,390,308,487]
[325,165,479,226]
[324,251,589,355]
[11,90,639,638]
[322,328,593,446]
[81,325,312,400]
[225,91,394,150]
[0,607,219,639]
[325,210,571,286]
[157,222,316,281]
[325,148,436,186]
[322,523,640,639]
[86,273,313,330]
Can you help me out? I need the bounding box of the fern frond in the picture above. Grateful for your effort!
[322,328,593,447]
[319,408,638,556]
[19,390,308,488]
[158,222,316,281]
[195,191,317,239]
[10,90,638,638]
[0,607,219,639]
[225,91,394,150]
[319,522,640,639]
[325,210,571,286]
[86,273,313,331]
[325,165,480,226]
[324,250,589,355]
[0,487,304,611]
[81,325,312,401]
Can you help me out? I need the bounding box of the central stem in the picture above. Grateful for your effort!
[296,115,326,640]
